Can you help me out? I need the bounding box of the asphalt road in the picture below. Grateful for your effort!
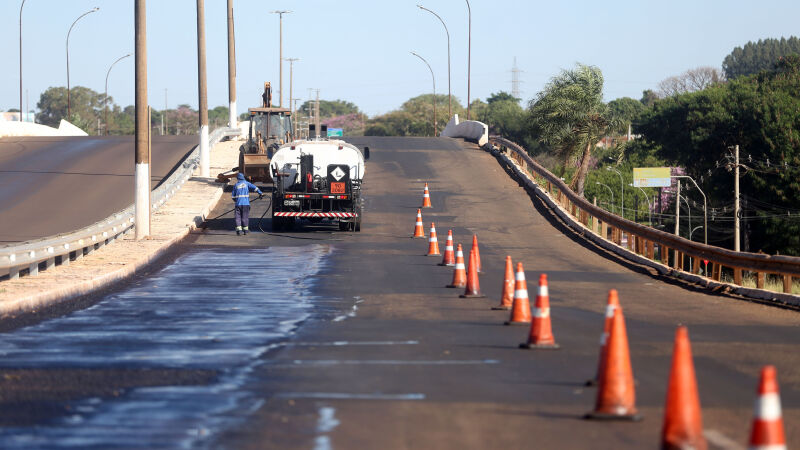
[194,136,800,449]
[0,135,197,243]
[1,136,798,448]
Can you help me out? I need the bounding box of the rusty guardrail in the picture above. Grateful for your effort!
[488,135,800,299]
[0,127,241,280]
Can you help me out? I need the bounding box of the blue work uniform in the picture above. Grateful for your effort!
[232,173,262,233]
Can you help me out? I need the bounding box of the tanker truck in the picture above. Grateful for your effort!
[269,125,368,231]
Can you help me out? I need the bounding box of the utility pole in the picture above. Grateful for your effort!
[315,89,321,135]
[164,88,168,135]
[465,0,471,120]
[673,179,680,265]
[734,144,741,252]
[134,0,150,239]
[20,0,26,122]
[271,10,291,107]
[196,0,209,177]
[285,57,299,135]
[227,0,237,129]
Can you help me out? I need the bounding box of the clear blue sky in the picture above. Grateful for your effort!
[1,0,799,118]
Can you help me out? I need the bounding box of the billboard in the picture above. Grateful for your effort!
[327,128,343,137]
[633,167,671,188]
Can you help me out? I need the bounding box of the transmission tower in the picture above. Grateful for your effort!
[511,57,523,100]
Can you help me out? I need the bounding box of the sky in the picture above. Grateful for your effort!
[1,0,800,118]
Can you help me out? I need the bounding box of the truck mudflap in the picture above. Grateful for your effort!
[273,212,358,218]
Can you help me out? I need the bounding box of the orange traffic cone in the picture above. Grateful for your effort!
[460,247,485,298]
[412,209,425,238]
[422,183,432,208]
[748,366,786,450]
[426,223,440,256]
[520,274,559,349]
[661,326,706,450]
[471,235,482,274]
[586,289,621,386]
[447,244,467,288]
[439,230,455,266]
[584,307,641,421]
[505,263,532,325]
[492,256,514,310]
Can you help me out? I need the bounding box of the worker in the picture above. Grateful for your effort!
[232,173,262,235]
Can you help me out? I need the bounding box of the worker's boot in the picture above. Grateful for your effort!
[243,227,249,235]
[236,226,242,236]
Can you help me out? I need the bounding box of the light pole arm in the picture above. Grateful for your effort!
[66,7,99,118]
[418,4,451,117]
[671,175,708,245]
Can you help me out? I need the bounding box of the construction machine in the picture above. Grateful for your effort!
[217,82,294,184]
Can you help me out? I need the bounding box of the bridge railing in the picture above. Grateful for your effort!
[0,127,241,280]
[488,135,800,301]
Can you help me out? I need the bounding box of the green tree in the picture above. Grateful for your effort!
[37,86,107,134]
[529,64,617,196]
[723,36,800,79]
[299,99,360,121]
[366,94,462,137]
[482,91,526,142]
[640,89,659,107]
[608,97,646,134]
[636,56,800,254]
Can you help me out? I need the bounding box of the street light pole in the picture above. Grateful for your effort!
[227,0,237,129]
[630,184,653,225]
[104,53,131,136]
[417,5,450,119]
[595,181,614,214]
[606,167,624,219]
[134,0,150,239]
[465,0,471,120]
[196,0,209,177]
[671,175,707,245]
[66,7,99,120]
[411,51,436,137]
[271,10,291,108]
[19,0,27,122]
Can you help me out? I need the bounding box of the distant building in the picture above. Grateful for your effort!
[0,112,36,122]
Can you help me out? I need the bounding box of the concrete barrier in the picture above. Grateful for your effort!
[441,114,488,146]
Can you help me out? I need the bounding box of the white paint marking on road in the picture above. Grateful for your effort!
[316,407,340,433]
[276,392,426,400]
[283,359,500,366]
[704,429,745,450]
[314,436,332,450]
[287,340,420,347]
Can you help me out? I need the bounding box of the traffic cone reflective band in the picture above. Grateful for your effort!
[661,326,706,450]
[422,183,432,208]
[439,230,455,266]
[587,289,621,386]
[585,307,641,421]
[412,209,425,238]
[446,244,467,288]
[520,274,559,349]
[460,247,486,298]
[492,256,514,310]
[426,223,440,256]
[505,263,532,325]
[471,235,482,274]
[748,366,786,450]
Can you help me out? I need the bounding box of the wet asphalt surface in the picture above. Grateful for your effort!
[0,135,198,243]
[0,136,799,448]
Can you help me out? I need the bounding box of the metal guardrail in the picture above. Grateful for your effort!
[488,136,800,296]
[0,127,241,279]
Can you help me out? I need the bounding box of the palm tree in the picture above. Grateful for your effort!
[529,64,618,196]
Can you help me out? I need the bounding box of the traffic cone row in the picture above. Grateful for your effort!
[411,182,786,449]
